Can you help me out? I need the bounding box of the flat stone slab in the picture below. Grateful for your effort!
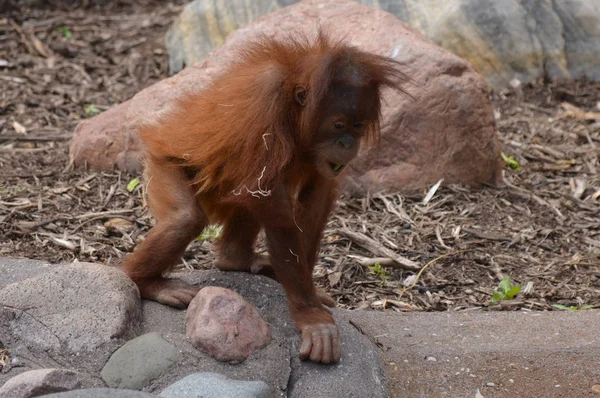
[349,309,600,397]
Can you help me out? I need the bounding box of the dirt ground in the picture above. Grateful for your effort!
[2,1,600,314]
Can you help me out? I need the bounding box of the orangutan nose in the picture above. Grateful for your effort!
[336,134,355,149]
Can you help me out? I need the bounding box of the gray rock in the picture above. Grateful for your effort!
[0,257,54,290]
[165,0,600,89]
[0,262,142,353]
[434,0,546,88]
[41,388,157,397]
[550,0,600,81]
[159,372,272,398]
[0,259,138,392]
[0,368,85,398]
[288,310,387,398]
[165,1,280,74]
[100,332,181,390]
[185,287,271,363]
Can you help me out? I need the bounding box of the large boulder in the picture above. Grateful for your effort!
[69,0,502,195]
[166,0,600,88]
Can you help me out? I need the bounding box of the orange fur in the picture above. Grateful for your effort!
[138,31,407,213]
[118,30,409,364]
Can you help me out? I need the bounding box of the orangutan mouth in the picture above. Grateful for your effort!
[329,162,345,173]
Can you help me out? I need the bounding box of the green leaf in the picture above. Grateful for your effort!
[368,262,386,282]
[498,275,513,293]
[490,276,521,304]
[195,225,223,241]
[490,291,502,304]
[84,104,101,116]
[504,285,521,300]
[57,26,73,40]
[501,152,521,171]
[552,304,593,311]
[126,178,140,192]
[551,304,573,311]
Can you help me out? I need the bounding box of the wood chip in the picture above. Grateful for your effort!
[338,228,420,271]
[422,179,443,205]
[462,227,512,242]
[10,120,27,134]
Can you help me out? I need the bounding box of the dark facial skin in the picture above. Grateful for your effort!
[314,81,379,178]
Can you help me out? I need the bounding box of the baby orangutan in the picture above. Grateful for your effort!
[118,31,408,364]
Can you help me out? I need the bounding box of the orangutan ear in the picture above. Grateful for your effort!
[293,85,308,106]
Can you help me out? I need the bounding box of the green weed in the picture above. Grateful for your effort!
[489,275,521,304]
[195,225,223,241]
[501,152,521,171]
[57,26,73,40]
[368,262,387,282]
[84,104,101,116]
[551,304,593,311]
[126,178,140,192]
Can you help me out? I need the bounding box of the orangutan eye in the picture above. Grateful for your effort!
[334,122,345,130]
[353,122,365,130]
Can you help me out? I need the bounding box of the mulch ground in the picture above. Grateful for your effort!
[2,1,600,313]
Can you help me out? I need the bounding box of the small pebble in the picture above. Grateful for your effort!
[426,356,437,362]
[591,384,600,394]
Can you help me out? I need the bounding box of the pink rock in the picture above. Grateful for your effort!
[185,287,271,363]
[69,0,502,194]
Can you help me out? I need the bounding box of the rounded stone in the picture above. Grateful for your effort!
[100,332,181,390]
[185,287,271,363]
[159,372,272,398]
